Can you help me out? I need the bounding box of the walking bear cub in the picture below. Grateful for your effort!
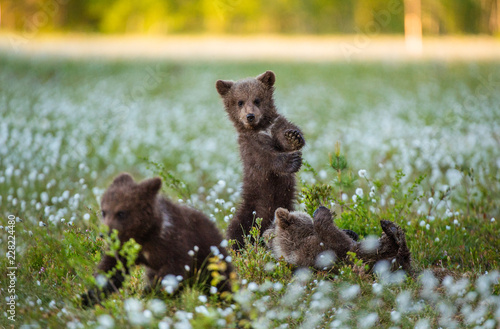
[263,206,412,273]
[216,70,305,249]
[81,173,232,306]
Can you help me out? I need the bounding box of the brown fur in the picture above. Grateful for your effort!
[216,71,305,249]
[81,173,232,306]
[263,206,412,273]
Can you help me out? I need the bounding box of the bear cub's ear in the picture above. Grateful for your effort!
[112,173,135,186]
[139,177,162,197]
[216,80,234,96]
[256,71,276,88]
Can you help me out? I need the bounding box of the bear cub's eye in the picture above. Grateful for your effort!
[237,100,244,107]
[116,211,127,220]
[253,98,261,106]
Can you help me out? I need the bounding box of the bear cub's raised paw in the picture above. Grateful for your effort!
[284,129,305,150]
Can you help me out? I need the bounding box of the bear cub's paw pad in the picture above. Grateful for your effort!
[343,229,359,241]
[284,129,305,149]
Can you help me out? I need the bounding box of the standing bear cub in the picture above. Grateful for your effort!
[81,173,232,306]
[216,71,305,249]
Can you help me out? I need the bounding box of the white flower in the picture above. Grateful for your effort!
[355,188,363,198]
[195,305,209,315]
[220,239,228,248]
[210,246,220,256]
[97,314,115,329]
[39,221,46,227]
[341,285,360,300]
[358,313,378,328]
[124,298,142,313]
[428,197,435,205]
[248,282,258,291]
[358,169,367,178]
[184,265,190,271]
[419,220,426,227]
[198,295,207,303]
[352,195,357,203]
[435,237,440,242]
[210,286,218,294]
[188,250,195,257]
[158,321,171,329]
[390,311,401,323]
[149,299,166,315]
[491,218,496,222]
[83,213,90,221]
[96,274,107,288]
[342,193,348,201]
[372,283,382,295]
[453,219,459,225]
[162,275,179,294]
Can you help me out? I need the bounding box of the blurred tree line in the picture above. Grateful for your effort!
[1,0,499,35]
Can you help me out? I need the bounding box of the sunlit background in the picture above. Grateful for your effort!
[2,0,500,34]
[1,0,500,60]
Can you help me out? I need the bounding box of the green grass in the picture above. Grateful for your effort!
[0,54,499,328]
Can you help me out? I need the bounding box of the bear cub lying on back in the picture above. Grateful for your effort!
[263,206,412,273]
[81,173,232,306]
[216,71,305,249]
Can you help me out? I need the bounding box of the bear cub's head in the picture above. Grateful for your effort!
[100,173,162,243]
[216,70,278,131]
[273,207,314,236]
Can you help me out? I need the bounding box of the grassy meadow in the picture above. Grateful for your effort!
[0,53,499,328]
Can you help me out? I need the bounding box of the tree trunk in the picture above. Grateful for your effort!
[404,0,423,55]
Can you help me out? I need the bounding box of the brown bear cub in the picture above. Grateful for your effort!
[263,206,412,273]
[216,70,305,249]
[81,173,232,306]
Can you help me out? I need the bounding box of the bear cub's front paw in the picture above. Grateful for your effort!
[284,151,302,173]
[284,129,305,150]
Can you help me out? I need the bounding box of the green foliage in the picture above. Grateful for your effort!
[146,159,191,200]
[300,183,333,216]
[2,0,496,34]
[230,218,294,285]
